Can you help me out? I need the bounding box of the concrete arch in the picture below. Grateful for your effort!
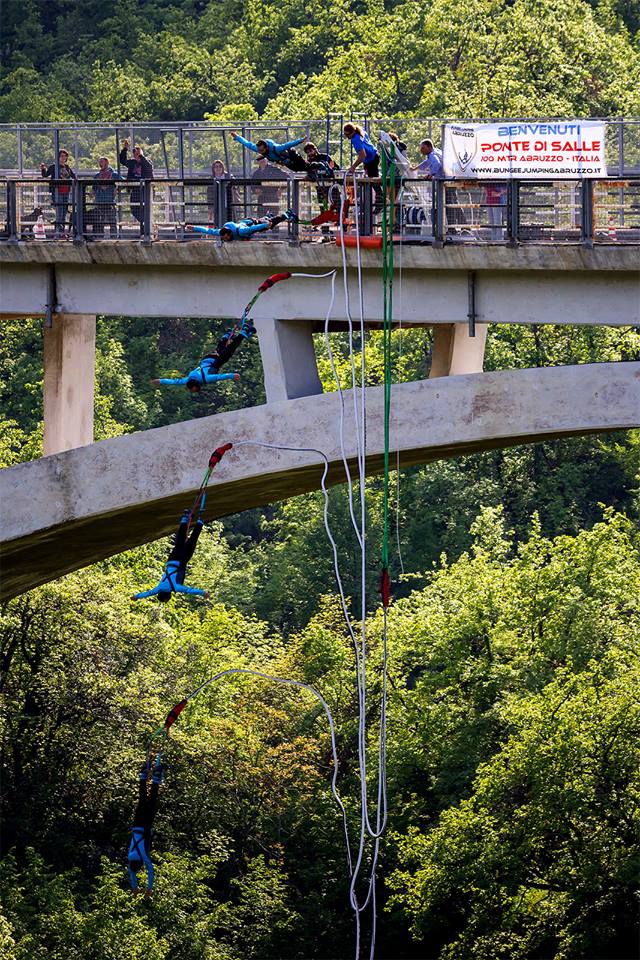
[1,362,639,601]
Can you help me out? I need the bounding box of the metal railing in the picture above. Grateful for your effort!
[2,177,639,246]
[1,117,639,178]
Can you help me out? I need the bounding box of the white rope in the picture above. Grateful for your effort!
[229,435,365,955]
[185,667,352,872]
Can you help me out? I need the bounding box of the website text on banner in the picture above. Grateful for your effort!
[443,121,607,179]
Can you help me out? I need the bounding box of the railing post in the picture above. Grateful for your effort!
[17,124,23,178]
[178,128,185,179]
[143,180,152,243]
[618,119,624,176]
[290,179,300,242]
[361,178,373,235]
[581,179,594,248]
[7,181,18,243]
[224,179,233,223]
[73,180,84,243]
[433,179,445,247]
[507,179,519,247]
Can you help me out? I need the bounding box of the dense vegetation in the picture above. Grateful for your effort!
[1,0,639,122]
[2,0,640,957]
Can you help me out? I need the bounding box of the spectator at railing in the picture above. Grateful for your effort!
[119,139,154,231]
[90,157,123,239]
[303,142,338,231]
[251,156,289,219]
[388,132,408,154]
[40,149,76,238]
[413,139,443,179]
[231,130,308,173]
[206,160,235,225]
[486,183,507,241]
[343,122,382,210]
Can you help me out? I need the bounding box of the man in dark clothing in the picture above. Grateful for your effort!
[132,510,208,601]
[128,757,164,895]
[41,149,76,237]
[303,142,339,228]
[251,156,289,219]
[119,139,154,229]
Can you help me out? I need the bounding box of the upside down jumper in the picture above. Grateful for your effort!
[128,758,164,895]
[188,210,294,242]
[132,510,207,601]
[153,319,256,392]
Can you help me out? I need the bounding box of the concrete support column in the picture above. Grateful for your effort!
[429,323,488,378]
[43,313,96,456]
[257,318,323,403]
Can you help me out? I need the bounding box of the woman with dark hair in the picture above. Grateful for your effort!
[231,131,308,172]
[207,159,234,225]
[343,123,382,208]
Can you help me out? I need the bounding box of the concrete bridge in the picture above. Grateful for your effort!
[2,361,639,601]
[1,239,638,456]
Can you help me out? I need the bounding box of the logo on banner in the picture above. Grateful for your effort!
[449,125,477,170]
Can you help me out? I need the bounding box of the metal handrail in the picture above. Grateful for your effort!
[2,176,639,247]
[1,116,638,178]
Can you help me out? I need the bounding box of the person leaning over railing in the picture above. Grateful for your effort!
[412,139,443,179]
[119,139,154,231]
[231,130,308,173]
[90,157,123,239]
[41,148,76,238]
[343,122,382,210]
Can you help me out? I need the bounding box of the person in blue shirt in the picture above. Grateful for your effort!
[128,757,164,896]
[414,139,444,179]
[152,319,255,393]
[231,131,308,172]
[131,510,209,602]
[343,122,382,209]
[186,209,294,242]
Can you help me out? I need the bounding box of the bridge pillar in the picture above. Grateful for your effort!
[43,313,96,456]
[430,323,488,378]
[257,318,323,403]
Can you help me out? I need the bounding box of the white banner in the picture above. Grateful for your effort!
[443,120,607,179]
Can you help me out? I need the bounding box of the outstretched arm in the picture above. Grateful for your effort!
[152,376,190,386]
[278,136,305,151]
[131,584,162,600]
[187,224,221,236]
[231,133,259,154]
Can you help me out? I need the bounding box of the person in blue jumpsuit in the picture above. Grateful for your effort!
[231,131,308,172]
[186,209,294,242]
[131,511,208,602]
[152,319,256,393]
[343,122,382,209]
[128,757,164,896]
